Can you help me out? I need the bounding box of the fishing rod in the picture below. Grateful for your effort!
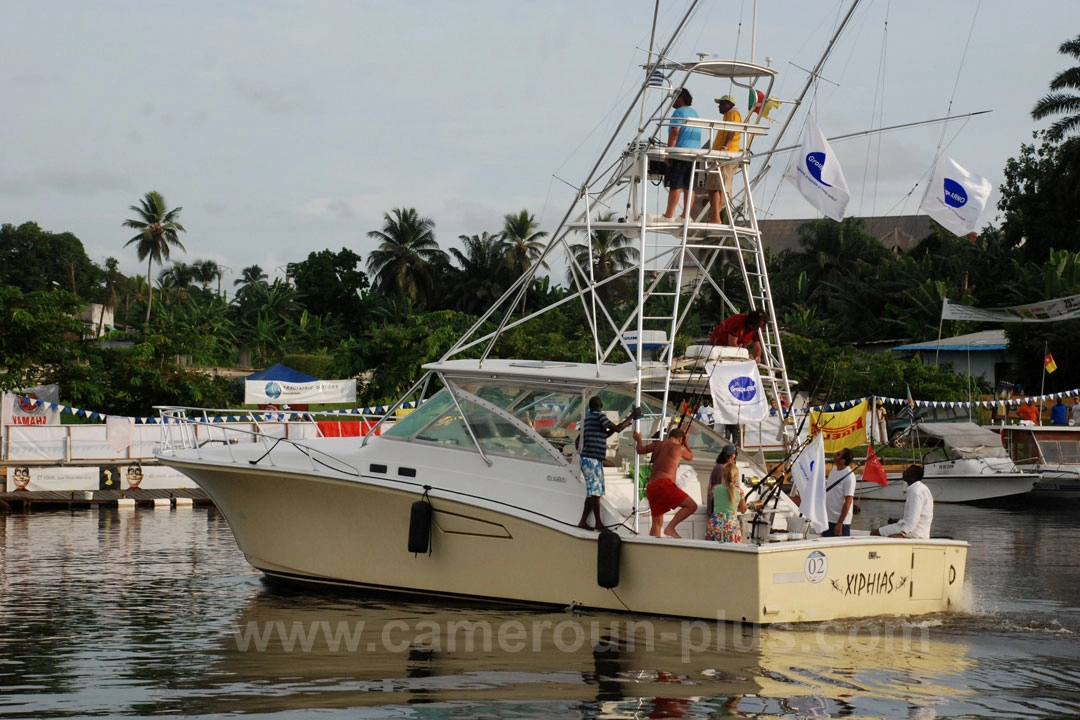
[744,358,835,524]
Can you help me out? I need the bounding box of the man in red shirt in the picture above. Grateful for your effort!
[1016,402,1041,425]
[709,310,764,361]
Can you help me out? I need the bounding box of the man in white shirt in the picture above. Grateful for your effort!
[695,401,715,428]
[871,464,933,539]
[824,448,857,536]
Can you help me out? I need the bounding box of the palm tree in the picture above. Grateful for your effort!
[366,208,447,306]
[192,259,223,295]
[502,209,549,277]
[123,191,186,324]
[162,261,196,289]
[1032,35,1080,144]
[233,264,268,303]
[502,210,549,315]
[566,212,639,287]
[449,232,512,313]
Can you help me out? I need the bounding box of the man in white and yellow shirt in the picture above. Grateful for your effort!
[706,94,742,224]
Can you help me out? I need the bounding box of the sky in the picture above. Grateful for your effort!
[3,0,1078,292]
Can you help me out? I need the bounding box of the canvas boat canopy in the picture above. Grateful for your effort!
[911,422,1010,459]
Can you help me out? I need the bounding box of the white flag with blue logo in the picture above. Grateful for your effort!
[783,114,850,221]
[705,360,769,425]
[791,433,828,533]
[919,155,991,237]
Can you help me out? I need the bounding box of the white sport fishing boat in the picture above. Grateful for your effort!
[858,422,1036,503]
[997,424,1080,499]
[157,5,966,624]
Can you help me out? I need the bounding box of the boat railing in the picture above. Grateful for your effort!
[155,406,379,475]
[653,116,768,164]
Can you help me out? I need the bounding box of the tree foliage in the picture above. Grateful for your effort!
[1032,35,1080,145]
[288,247,369,332]
[0,287,87,391]
[998,134,1080,264]
[0,222,102,296]
[366,208,447,306]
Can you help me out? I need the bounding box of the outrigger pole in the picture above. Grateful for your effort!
[748,0,863,189]
[761,110,993,158]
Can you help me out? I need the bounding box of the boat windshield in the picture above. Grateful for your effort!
[383,378,733,461]
[1039,439,1080,465]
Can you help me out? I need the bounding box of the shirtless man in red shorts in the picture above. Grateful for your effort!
[632,427,697,538]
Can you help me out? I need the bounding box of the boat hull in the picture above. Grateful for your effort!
[1031,471,1080,499]
[857,471,1035,503]
[162,454,967,625]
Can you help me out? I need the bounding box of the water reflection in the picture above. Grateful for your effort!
[195,584,975,716]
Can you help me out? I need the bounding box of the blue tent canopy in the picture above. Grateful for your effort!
[245,364,317,383]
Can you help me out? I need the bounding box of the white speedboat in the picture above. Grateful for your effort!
[997,424,1080,499]
[858,422,1035,502]
[157,9,966,624]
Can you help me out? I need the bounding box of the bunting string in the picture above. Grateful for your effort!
[9,395,416,425]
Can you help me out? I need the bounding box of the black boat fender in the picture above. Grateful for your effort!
[408,487,433,555]
[597,530,621,588]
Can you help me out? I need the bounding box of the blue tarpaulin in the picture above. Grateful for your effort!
[244,364,317,383]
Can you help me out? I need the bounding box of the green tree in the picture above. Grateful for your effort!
[1032,35,1080,145]
[70,349,235,417]
[123,191,187,324]
[448,232,512,314]
[0,287,87,390]
[502,209,549,276]
[159,261,196,293]
[998,134,1080,263]
[333,310,478,405]
[231,279,300,365]
[192,259,224,295]
[288,248,370,327]
[566,212,638,300]
[782,335,982,408]
[140,296,236,367]
[233,264,268,303]
[366,208,447,306]
[0,222,101,295]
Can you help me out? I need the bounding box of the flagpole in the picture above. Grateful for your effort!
[1040,341,1048,425]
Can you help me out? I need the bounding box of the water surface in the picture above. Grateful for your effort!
[1,499,1077,718]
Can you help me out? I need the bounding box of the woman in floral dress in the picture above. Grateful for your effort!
[706,460,747,542]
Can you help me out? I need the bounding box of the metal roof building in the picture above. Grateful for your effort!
[891,330,1007,384]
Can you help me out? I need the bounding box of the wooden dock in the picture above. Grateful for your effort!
[0,488,210,513]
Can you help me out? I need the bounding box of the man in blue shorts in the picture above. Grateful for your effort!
[663,87,702,220]
[578,396,640,530]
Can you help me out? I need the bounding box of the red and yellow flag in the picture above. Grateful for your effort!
[1045,353,1058,374]
[809,400,869,453]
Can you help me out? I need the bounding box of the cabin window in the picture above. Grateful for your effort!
[1040,441,1076,464]
[383,384,565,461]
[1059,441,1080,464]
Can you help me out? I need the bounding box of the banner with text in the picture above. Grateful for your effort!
[244,379,357,405]
[942,296,1080,323]
[809,400,869,453]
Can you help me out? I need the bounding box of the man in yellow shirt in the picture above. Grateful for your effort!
[706,95,742,224]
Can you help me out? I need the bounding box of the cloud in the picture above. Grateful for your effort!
[0,176,35,196]
[0,168,131,197]
[232,79,304,115]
